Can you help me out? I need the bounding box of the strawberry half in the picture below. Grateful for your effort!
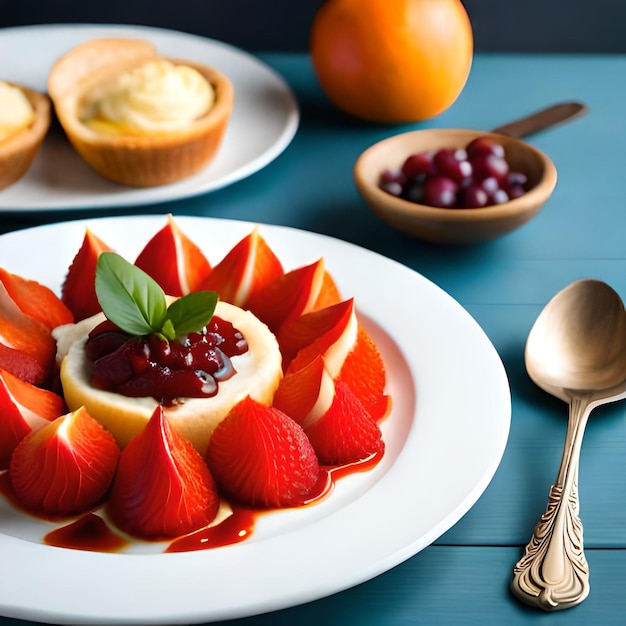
[277,298,356,370]
[0,367,66,469]
[0,282,56,387]
[202,227,284,308]
[304,379,384,466]
[247,259,327,332]
[107,405,220,540]
[272,355,334,426]
[0,267,74,330]
[9,406,120,518]
[134,214,212,297]
[62,228,113,321]
[338,326,391,421]
[206,396,320,508]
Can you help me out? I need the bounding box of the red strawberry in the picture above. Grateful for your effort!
[107,405,220,540]
[0,367,66,469]
[304,379,384,466]
[272,355,334,425]
[277,298,355,369]
[338,326,391,421]
[0,267,74,329]
[312,269,342,311]
[134,214,212,297]
[202,227,284,307]
[247,259,326,332]
[0,282,56,386]
[62,228,113,321]
[9,406,120,518]
[206,396,320,508]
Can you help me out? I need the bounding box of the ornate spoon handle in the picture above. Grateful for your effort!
[510,395,592,610]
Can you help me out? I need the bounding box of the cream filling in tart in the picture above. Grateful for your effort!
[80,59,216,135]
[0,81,35,143]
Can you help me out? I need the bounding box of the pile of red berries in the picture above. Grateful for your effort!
[379,136,529,209]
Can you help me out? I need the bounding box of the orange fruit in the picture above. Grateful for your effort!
[310,0,474,123]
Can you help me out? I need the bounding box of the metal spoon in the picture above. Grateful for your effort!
[511,279,626,611]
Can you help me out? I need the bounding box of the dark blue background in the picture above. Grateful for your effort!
[1,0,624,53]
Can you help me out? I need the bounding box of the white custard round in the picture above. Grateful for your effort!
[82,59,215,134]
[57,301,282,454]
[0,81,34,143]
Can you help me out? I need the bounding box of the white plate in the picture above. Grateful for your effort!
[0,216,510,625]
[0,25,299,212]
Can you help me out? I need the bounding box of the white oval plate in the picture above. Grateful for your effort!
[0,216,510,624]
[0,25,299,212]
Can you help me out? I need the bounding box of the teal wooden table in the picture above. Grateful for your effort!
[2,52,626,625]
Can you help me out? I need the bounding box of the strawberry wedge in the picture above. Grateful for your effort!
[0,267,73,330]
[62,229,113,321]
[0,367,66,469]
[206,396,320,508]
[9,406,120,518]
[0,282,56,387]
[304,379,384,466]
[202,227,284,308]
[107,405,220,540]
[134,214,212,297]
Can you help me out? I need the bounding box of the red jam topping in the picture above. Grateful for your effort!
[85,317,248,404]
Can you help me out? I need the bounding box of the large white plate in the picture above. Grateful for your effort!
[0,216,510,625]
[0,25,299,212]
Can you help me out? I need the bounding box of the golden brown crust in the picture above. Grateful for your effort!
[0,84,51,191]
[48,39,234,187]
[47,38,157,102]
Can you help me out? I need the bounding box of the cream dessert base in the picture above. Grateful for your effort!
[56,301,282,455]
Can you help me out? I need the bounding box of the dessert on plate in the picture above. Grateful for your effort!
[47,38,234,187]
[0,81,50,190]
[0,217,390,546]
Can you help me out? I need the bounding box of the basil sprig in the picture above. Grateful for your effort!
[95,252,218,340]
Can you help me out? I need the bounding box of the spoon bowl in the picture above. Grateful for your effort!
[525,279,626,399]
[511,279,626,611]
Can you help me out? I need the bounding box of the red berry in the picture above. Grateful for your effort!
[206,397,320,508]
[422,175,459,208]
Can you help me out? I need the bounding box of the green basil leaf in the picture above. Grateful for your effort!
[95,252,168,336]
[167,291,219,337]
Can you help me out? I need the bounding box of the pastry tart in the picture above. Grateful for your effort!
[0,82,50,190]
[47,38,234,187]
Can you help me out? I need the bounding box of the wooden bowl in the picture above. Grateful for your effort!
[354,128,557,245]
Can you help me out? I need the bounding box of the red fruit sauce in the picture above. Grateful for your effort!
[1,453,383,554]
[85,316,248,405]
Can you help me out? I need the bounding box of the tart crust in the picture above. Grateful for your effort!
[0,83,50,190]
[48,38,234,187]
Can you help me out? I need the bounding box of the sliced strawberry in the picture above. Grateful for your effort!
[0,282,56,386]
[9,406,120,518]
[247,259,326,332]
[277,298,355,369]
[61,228,113,321]
[304,379,384,466]
[134,214,213,297]
[206,396,319,508]
[0,367,66,469]
[202,227,284,307]
[272,355,334,426]
[107,405,220,540]
[312,270,342,311]
[0,267,74,329]
[338,326,391,421]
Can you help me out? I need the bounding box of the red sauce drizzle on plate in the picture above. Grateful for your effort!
[3,451,383,554]
[44,513,130,552]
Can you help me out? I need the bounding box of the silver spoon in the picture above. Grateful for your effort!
[511,279,626,610]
